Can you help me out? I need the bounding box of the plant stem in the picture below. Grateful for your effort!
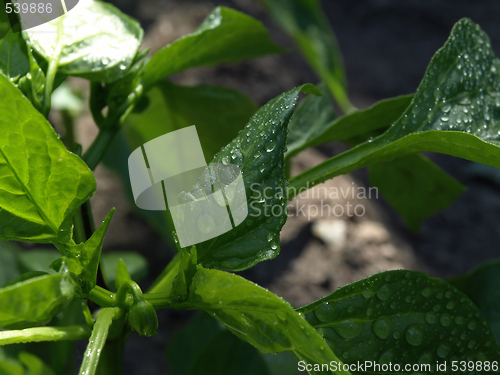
[89,285,117,307]
[42,17,64,118]
[79,308,122,375]
[0,325,90,346]
[83,127,118,171]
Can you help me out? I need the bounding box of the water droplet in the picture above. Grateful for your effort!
[440,313,452,327]
[393,331,401,339]
[266,233,273,242]
[468,340,476,349]
[265,140,275,152]
[419,351,433,364]
[102,58,109,65]
[446,301,455,310]
[314,303,336,323]
[437,343,451,358]
[378,348,394,364]
[376,285,391,301]
[362,289,373,299]
[373,316,392,339]
[467,320,476,330]
[455,316,464,325]
[421,288,432,297]
[333,320,363,339]
[425,312,438,325]
[405,324,424,346]
[441,116,449,122]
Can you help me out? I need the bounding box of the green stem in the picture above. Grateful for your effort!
[0,325,90,346]
[79,308,122,375]
[42,18,64,118]
[82,127,118,171]
[89,285,116,307]
[144,293,173,310]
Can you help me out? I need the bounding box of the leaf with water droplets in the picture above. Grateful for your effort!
[103,81,258,242]
[289,18,500,199]
[297,270,500,370]
[286,84,463,230]
[25,0,143,83]
[0,74,96,243]
[449,259,500,343]
[196,84,321,271]
[142,6,285,89]
[178,266,349,373]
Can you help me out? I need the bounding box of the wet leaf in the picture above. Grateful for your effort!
[181,267,349,374]
[449,260,500,344]
[103,82,257,241]
[0,74,95,243]
[289,19,500,198]
[142,6,284,89]
[297,270,500,372]
[196,84,320,271]
[25,0,143,83]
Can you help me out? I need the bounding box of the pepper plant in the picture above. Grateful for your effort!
[0,0,500,374]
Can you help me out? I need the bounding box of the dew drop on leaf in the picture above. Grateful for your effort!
[314,302,335,323]
[373,316,392,339]
[405,324,424,346]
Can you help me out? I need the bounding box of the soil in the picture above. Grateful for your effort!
[62,1,500,374]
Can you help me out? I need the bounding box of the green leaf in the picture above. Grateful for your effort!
[78,307,121,375]
[25,0,144,83]
[286,85,465,229]
[285,82,336,158]
[2,271,49,288]
[18,352,55,375]
[0,30,46,111]
[260,0,351,112]
[54,209,115,297]
[0,358,24,375]
[142,6,285,89]
[17,249,60,274]
[104,81,258,240]
[285,92,413,160]
[448,260,500,344]
[100,251,148,292]
[288,19,500,198]
[196,84,320,271]
[0,242,20,286]
[0,31,30,81]
[297,270,500,372]
[166,311,300,375]
[0,273,74,329]
[0,74,96,243]
[368,154,466,230]
[183,266,349,374]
